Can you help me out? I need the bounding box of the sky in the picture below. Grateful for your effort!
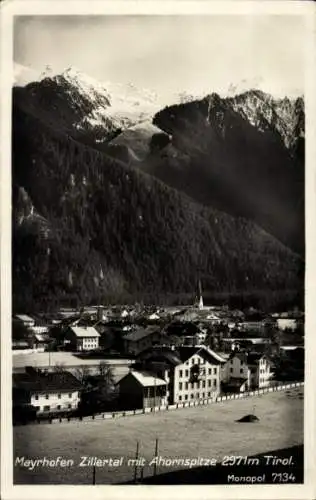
[14,15,305,101]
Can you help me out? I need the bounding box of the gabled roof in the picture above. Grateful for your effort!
[124,370,167,387]
[138,348,182,366]
[139,346,226,366]
[202,347,227,363]
[13,370,82,393]
[34,333,50,342]
[122,326,159,342]
[229,351,267,365]
[229,352,248,363]
[15,314,34,323]
[69,326,100,338]
[177,346,224,365]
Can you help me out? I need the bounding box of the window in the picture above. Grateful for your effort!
[202,392,205,398]
[179,370,183,378]
[44,405,50,411]
[208,368,212,375]
[179,395,182,401]
[214,367,217,375]
[202,381,206,388]
[45,394,49,400]
[68,404,72,409]
[68,393,72,398]
[191,394,194,399]
[197,393,200,399]
[35,395,38,400]
[230,368,233,373]
[57,405,61,410]
[58,394,61,399]
[179,382,183,390]
[185,382,189,390]
[185,395,188,400]
[240,361,243,366]
[185,370,189,377]
[213,379,217,388]
[240,369,243,374]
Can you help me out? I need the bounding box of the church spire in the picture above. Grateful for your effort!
[194,278,204,309]
[198,279,204,309]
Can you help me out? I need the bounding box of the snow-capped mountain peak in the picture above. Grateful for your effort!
[14,64,162,144]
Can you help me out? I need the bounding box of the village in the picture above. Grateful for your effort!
[12,284,304,424]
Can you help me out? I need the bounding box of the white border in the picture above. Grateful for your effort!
[1,2,315,500]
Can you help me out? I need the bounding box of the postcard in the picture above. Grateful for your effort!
[1,1,315,499]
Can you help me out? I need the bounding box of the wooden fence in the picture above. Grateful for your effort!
[21,381,304,426]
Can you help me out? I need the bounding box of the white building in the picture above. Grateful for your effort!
[138,346,226,405]
[13,368,82,415]
[222,352,272,390]
[276,318,297,331]
[65,326,100,351]
[15,314,35,328]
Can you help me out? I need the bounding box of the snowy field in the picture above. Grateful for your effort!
[14,387,303,484]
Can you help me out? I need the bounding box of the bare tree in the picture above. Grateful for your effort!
[98,362,117,401]
[53,362,66,373]
[74,366,91,385]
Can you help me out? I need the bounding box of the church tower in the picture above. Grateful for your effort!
[195,278,204,310]
[198,279,204,309]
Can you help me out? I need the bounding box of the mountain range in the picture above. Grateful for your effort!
[12,65,305,311]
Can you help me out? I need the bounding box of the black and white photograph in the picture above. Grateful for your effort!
[1,1,315,498]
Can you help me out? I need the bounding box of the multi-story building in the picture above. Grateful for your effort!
[137,346,226,405]
[122,326,163,356]
[64,326,100,351]
[222,352,272,390]
[13,367,82,417]
[171,347,225,403]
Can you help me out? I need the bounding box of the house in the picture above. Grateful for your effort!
[117,370,168,410]
[138,346,226,405]
[236,321,266,335]
[222,352,272,390]
[122,326,162,356]
[12,339,31,352]
[31,333,51,352]
[148,312,160,321]
[165,321,206,345]
[29,325,50,335]
[222,337,272,353]
[171,346,225,403]
[247,353,272,388]
[276,318,297,331]
[64,326,100,351]
[12,367,82,417]
[205,312,222,325]
[15,314,35,328]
